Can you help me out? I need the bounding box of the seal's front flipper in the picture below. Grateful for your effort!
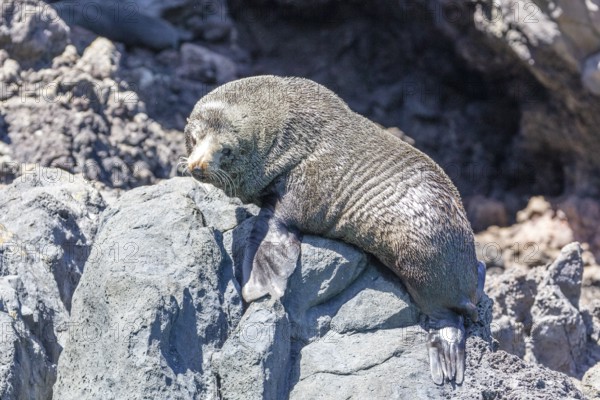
[427,316,465,385]
[242,205,301,303]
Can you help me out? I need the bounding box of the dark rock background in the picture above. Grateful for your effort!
[2,0,600,398]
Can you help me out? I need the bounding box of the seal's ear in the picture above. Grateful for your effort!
[242,206,302,303]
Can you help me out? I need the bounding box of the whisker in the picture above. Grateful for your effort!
[214,170,229,195]
[176,161,189,176]
[217,168,237,197]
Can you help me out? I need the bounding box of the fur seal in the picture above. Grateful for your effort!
[51,1,183,50]
[183,75,486,385]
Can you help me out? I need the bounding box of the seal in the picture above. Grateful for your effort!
[51,1,182,50]
[183,75,486,385]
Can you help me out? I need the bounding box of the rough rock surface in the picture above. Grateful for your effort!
[476,196,600,308]
[0,168,105,399]
[3,0,600,239]
[51,178,584,399]
[53,178,246,399]
[583,361,600,399]
[1,0,600,397]
[0,0,70,67]
[0,33,185,188]
[429,0,600,197]
[486,242,600,378]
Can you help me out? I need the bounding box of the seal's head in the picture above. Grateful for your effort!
[184,100,242,188]
[184,77,300,202]
[184,75,346,202]
[184,92,279,203]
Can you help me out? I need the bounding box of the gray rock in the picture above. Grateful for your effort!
[547,242,584,308]
[528,281,587,376]
[53,178,247,399]
[186,181,258,232]
[76,38,121,80]
[128,0,233,41]
[583,361,600,399]
[289,291,582,400]
[0,168,105,399]
[0,0,70,66]
[331,279,416,334]
[0,59,21,84]
[491,315,526,358]
[429,0,600,196]
[0,11,185,189]
[454,336,583,400]
[284,236,368,322]
[289,326,440,400]
[0,168,105,310]
[486,242,589,376]
[176,43,237,84]
[214,299,290,400]
[121,0,192,19]
[0,311,55,400]
[48,179,586,399]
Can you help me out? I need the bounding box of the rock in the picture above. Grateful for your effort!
[284,236,368,321]
[429,0,600,196]
[0,0,70,66]
[491,315,526,357]
[0,168,105,399]
[528,282,587,376]
[559,196,600,261]
[176,43,237,83]
[0,312,55,400]
[289,292,582,399]
[0,59,21,84]
[476,196,576,269]
[486,242,590,376]
[1,0,599,393]
[583,362,600,399]
[466,195,509,232]
[214,299,290,400]
[51,178,585,399]
[53,178,248,399]
[547,242,584,308]
[516,196,554,223]
[0,4,185,189]
[0,167,105,311]
[76,38,121,80]
[289,327,440,400]
[456,339,583,399]
[330,274,417,334]
[122,0,191,18]
[583,299,600,344]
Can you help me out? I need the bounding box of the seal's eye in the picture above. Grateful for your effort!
[222,148,232,157]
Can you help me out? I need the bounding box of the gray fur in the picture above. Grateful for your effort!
[184,75,483,385]
[52,1,181,50]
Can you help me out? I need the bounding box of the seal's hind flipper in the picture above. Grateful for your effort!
[242,205,302,303]
[427,316,465,385]
[476,260,486,302]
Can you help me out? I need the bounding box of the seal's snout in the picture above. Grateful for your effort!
[187,135,221,177]
[189,161,209,176]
